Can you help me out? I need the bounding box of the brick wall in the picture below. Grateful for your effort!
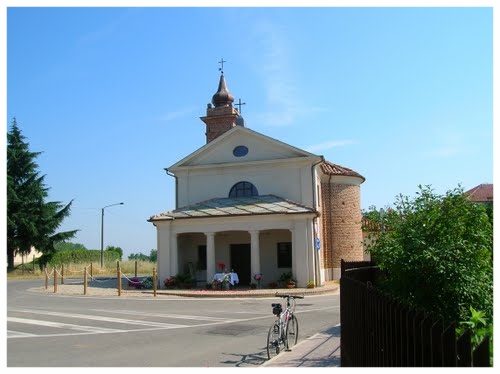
[321,182,364,276]
[201,106,239,143]
[203,116,237,143]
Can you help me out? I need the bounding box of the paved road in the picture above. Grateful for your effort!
[7,279,340,367]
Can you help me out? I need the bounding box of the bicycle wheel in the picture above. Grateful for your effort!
[266,322,282,360]
[286,314,299,349]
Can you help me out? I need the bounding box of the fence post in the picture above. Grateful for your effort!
[61,264,64,285]
[135,261,138,278]
[84,266,88,295]
[117,261,121,296]
[153,268,157,297]
[473,336,490,367]
[33,255,35,273]
[90,262,93,278]
[53,268,58,293]
[45,268,48,289]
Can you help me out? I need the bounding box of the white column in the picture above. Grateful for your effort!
[156,223,168,286]
[171,234,179,276]
[250,230,260,279]
[205,232,216,283]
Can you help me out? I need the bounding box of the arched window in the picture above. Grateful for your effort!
[229,181,259,198]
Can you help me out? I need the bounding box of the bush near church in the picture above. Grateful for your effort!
[365,184,493,325]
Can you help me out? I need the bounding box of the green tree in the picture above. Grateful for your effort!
[54,242,87,251]
[128,252,149,261]
[366,185,493,324]
[7,118,78,269]
[106,245,123,260]
[149,249,157,262]
[362,205,383,223]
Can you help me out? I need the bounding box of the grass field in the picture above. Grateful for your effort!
[7,260,158,279]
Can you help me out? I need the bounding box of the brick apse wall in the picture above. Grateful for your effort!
[321,181,364,280]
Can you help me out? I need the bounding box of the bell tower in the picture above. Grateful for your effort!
[200,59,240,143]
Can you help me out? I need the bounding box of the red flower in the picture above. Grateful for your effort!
[164,276,177,286]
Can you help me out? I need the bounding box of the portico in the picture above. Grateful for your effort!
[150,195,318,287]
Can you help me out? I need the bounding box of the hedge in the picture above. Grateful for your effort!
[49,250,121,266]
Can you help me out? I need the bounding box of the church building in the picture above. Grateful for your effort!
[148,68,366,288]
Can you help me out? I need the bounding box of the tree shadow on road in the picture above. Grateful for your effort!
[219,350,268,367]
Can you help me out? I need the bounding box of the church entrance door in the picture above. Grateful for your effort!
[230,244,251,286]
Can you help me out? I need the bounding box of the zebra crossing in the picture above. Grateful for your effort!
[7,308,243,339]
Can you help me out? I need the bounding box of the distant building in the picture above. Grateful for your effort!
[464,183,493,204]
[149,71,365,287]
[13,246,41,266]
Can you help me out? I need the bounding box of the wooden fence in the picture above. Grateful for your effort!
[340,260,490,367]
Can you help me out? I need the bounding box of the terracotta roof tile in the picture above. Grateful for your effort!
[464,183,493,203]
[320,161,365,181]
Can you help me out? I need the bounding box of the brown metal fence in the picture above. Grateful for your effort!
[340,260,490,367]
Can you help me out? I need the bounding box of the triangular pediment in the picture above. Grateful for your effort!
[169,126,318,169]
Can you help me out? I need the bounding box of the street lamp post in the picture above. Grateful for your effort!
[101,202,124,268]
[380,208,385,232]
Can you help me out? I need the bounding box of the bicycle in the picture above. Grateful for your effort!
[266,293,304,360]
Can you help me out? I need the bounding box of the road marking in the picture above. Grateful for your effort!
[7,329,37,337]
[7,317,125,333]
[8,309,189,328]
[92,309,242,322]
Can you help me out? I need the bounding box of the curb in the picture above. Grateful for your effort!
[141,284,339,298]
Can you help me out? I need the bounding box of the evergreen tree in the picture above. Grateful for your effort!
[7,118,78,269]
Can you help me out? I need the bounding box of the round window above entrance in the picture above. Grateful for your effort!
[233,145,248,157]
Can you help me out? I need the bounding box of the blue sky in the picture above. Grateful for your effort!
[4,5,495,258]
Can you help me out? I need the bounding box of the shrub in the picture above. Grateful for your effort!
[164,276,177,288]
[366,185,493,324]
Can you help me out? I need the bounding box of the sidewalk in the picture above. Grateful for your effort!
[263,325,341,367]
[33,279,340,298]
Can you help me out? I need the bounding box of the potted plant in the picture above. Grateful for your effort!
[221,273,231,290]
[307,280,315,289]
[163,276,177,289]
[212,279,221,290]
[175,273,193,289]
[279,271,295,288]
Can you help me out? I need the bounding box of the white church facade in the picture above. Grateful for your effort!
[149,71,366,288]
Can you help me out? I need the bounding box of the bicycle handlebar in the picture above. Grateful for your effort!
[275,293,304,299]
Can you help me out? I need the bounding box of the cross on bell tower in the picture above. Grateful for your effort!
[235,98,246,114]
[218,58,226,73]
